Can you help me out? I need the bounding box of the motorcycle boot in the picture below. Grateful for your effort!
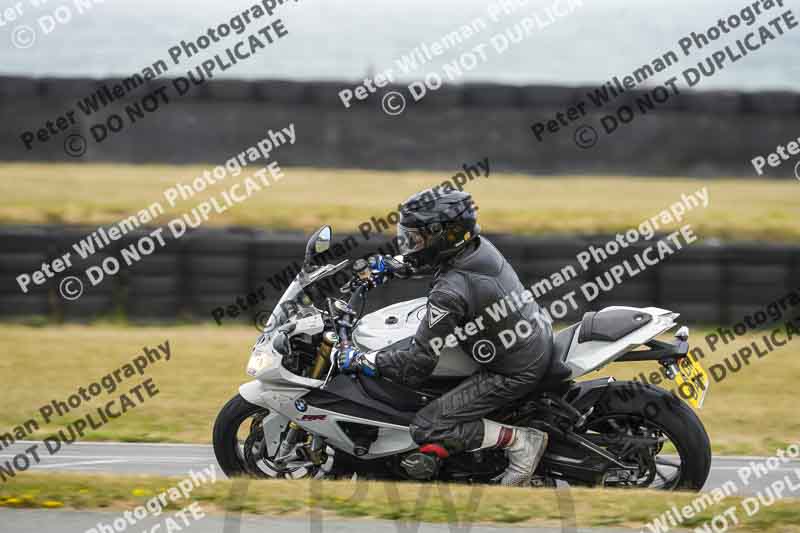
[477,420,548,487]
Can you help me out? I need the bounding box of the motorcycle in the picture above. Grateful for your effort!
[213,225,712,490]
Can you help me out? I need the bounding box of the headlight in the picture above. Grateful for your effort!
[246,340,282,376]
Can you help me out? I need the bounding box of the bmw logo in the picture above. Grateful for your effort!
[295,399,307,412]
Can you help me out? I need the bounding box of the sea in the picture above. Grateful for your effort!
[2,0,799,91]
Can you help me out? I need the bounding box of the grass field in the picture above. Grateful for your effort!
[1,472,799,531]
[1,163,799,241]
[0,323,797,455]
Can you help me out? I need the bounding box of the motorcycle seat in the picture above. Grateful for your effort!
[535,327,574,390]
[577,310,652,343]
[553,323,579,362]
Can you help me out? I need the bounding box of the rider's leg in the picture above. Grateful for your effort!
[410,344,551,484]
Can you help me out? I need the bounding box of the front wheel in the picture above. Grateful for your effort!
[212,394,265,477]
[584,382,711,491]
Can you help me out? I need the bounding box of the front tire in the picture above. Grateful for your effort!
[212,394,265,477]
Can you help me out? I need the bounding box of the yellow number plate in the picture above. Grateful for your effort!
[672,354,710,408]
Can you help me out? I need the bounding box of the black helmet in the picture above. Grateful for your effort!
[397,188,479,269]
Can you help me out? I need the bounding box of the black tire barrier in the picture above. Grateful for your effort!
[189,256,250,277]
[0,252,47,273]
[661,302,724,325]
[0,227,53,253]
[660,264,723,283]
[128,274,181,295]
[0,224,798,324]
[595,280,654,301]
[727,264,789,285]
[125,253,181,275]
[126,295,181,319]
[60,294,115,319]
[660,283,722,302]
[188,275,248,295]
[0,294,49,316]
[728,285,782,305]
[0,273,48,295]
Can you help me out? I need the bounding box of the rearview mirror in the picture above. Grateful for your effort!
[304,225,331,270]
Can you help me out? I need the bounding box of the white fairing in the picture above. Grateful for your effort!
[563,306,679,379]
[352,297,480,377]
[239,380,416,459]
[239,267,679,460]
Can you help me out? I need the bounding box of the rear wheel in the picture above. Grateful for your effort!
[584,382,711,491]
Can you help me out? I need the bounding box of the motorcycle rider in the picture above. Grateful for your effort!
[338,188,553,486]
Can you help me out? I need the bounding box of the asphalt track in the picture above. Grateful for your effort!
[2,440,799,497]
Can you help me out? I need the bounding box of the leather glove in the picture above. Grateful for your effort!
[368,255,390,286]
[369,255,412,284]
[336,345,378,377]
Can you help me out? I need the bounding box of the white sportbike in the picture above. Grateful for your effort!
[213,226,712,489]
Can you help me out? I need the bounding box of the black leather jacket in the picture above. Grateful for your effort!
[375,236,550,386]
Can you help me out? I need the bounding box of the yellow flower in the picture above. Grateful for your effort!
[79,489,89,494]
[6,497,22,504]
[131,488,149,497]
[42,501,63,508]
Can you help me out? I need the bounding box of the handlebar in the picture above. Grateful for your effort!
[339,255,412,293]
[335,283,366,347]
[335,255,411,345]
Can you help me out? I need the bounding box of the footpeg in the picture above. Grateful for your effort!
[401,452,441,480]
[576,406,594,429]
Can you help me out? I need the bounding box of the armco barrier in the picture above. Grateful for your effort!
[2,76,800,177]
[0,225,797,326]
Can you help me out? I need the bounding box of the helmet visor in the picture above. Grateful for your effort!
[397,225,427,256]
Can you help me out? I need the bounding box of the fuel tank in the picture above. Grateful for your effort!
[352,297,480,377]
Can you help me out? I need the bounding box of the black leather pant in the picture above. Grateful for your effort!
[409,327,553,454]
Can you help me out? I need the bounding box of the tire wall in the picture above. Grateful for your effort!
[1,225,796,326]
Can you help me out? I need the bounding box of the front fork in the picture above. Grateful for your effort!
[243,333,338,474]
[274,332,336,464]
[275,423,303,463]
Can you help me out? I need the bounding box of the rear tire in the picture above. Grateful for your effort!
[590,382,711,491]
[212,394,265,477]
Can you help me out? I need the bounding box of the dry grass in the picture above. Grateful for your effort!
[1,472,799,531]
[0,323,796,455]
[0,163,798,240]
